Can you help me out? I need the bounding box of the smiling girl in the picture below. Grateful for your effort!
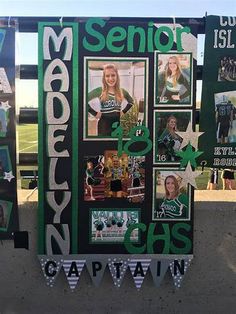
[158,115,182,161]
[88,63,134,136]
[158,175,188,219]
[158,55,190,104]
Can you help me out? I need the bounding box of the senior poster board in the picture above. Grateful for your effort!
[38,17,199,289]
[199,15,236,168]
[0,20,18,239]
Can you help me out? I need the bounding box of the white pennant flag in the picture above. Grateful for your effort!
[108,257,129,288]
[169,258,192,289]
[128,259,151,290]
[86,257,107,287]
[63,259,86,291]
[149,259,171,287]
[38,255,63,288]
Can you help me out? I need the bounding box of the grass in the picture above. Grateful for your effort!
[17,124,38,153]
[16,124,38,188]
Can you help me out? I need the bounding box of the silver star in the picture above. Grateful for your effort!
[174,162,202,189]
[3,171,15,182]
[176,122,204,150]
[0,101,11,111]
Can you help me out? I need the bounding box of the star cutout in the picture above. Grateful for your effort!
[4,171,15,182]
[176,122,204,150]
[175,162,202,189]
[0,101,11,111]
[175,143,203,168]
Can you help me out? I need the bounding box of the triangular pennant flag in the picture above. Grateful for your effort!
[86,257,107,287]
[38,255,63,288]
[149,259,171,287]
[63,259,86,291]
[128,258,151,290]
[169,258,192,289]
[108,257,129,288]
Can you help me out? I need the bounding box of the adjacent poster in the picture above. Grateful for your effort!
[0,20,18,239]
[38,17,199,288]
[200,15,236,168]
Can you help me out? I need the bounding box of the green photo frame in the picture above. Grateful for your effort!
[152,168,191,221]
[89,208,140,244]
[153,109,192,165]
[154,52,193,107]
[84,57,148,140]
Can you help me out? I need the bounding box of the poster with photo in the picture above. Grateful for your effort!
[84,155,105,201]
[152,169,191,221]
[38,18,197,288]
[103,151,145,201]
[153,110,192,164]
[90,209,140,243]
[154,52,192,106]
[0,21,18,239]
[84,58,148,139]
[84,152,145,202]
[200,15,236,168]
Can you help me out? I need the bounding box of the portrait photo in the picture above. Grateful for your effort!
[155,52,192,106]
[153,110,192,164]
[215,90,236,144]
[84,57,148,139]
[152,169,191,221]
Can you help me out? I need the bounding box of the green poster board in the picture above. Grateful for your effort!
[200,15,236,168]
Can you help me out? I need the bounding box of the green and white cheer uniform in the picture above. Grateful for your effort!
[88,87,134,136]
[158,193,189,219]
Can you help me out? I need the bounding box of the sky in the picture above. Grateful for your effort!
[1,0,236,17]
[1,0,236,108]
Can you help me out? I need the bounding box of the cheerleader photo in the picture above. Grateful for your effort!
[90,209,140,243]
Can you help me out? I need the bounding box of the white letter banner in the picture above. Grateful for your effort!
[63,258,86,291]
[128,258,151,290]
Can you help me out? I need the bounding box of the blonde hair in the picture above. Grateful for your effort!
[164,56,182,87]
[164,175,179,199]
[166,115,178,137]
[100,64,123,102]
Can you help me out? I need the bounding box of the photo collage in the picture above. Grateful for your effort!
[83,52,194,245]
[38,19,198,255]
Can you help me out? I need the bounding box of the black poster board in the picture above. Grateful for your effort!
[38,17,199,288]
[0,20,18,239]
